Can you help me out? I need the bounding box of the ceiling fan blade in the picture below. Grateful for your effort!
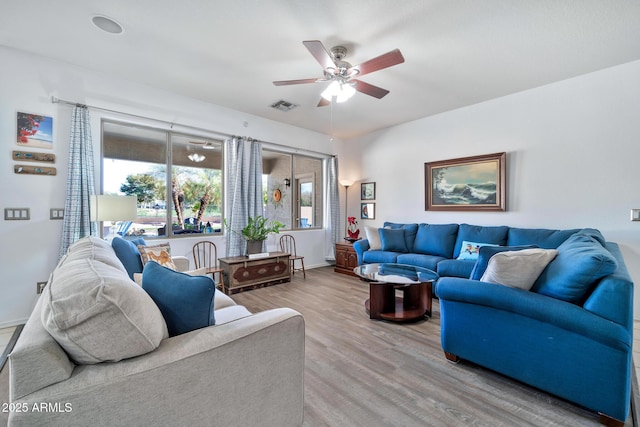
[317,97,330,107]
[348,49,405,78]
[273,78,322,86]
[353,80,390,99]
[303,40,335,70]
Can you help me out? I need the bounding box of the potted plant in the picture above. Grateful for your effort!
[226,215,285,255]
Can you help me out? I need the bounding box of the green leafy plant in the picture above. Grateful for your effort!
[226,215,285,241]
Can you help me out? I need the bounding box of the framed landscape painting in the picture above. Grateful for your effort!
[425,152,506,211]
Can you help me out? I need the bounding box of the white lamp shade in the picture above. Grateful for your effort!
[321,81,356,103]
[336,83,356,103]
[321,81,340,101]
[90,195,137,222]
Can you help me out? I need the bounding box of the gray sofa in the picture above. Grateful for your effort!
[8,237,305,426]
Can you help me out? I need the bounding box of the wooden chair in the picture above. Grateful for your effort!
[192,241,225,292]
[280,234,305,279]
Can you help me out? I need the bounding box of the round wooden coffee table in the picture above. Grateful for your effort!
[354,263,439,322]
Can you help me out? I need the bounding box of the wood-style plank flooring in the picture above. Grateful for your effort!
[232,266,633,427]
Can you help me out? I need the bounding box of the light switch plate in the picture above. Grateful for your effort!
[50,208,64,220]
[4,208,30,220]
[631,209,640,221]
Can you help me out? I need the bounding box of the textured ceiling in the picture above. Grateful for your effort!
[1,0,639,139]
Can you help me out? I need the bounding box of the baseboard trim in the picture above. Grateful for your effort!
[0,324,24,372]
[0,318,29,330]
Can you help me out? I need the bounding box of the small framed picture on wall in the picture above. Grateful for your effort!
[361,182,375,200]
[361,203,375,219]
[16,111,53,149]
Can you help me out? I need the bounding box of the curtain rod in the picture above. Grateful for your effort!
[51,96,334,158]
[51,96,233,140]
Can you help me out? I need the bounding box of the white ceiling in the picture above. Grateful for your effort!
[2,1,640,140]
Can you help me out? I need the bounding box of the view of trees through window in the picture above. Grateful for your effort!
[102,121,325,238]
[102,121,223,237]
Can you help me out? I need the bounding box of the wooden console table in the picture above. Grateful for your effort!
[219,252,290,294]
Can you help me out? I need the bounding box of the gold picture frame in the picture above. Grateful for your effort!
[425,152,506,211]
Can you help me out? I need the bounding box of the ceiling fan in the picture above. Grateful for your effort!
[273,40,405,106]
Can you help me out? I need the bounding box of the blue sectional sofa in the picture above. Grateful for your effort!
[353,222,633,425]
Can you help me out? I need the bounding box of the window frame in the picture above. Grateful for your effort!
[100,119,224,239]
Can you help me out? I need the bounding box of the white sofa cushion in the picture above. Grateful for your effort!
[41,238,168,364]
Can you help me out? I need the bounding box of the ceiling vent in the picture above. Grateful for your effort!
[270,100,298,112]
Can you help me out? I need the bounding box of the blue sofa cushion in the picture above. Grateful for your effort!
[383,222,418,253]
[453,224,509,258]
[470,245,538,280]
[363,250,399,264]
[437,259,476,278]
[380,228,409,252]
[396,253,445,271]
[413,223,459,258]
[532,233,618,303]
[507,227,579,249]
[112,236,147,279]
[142,261,216,337]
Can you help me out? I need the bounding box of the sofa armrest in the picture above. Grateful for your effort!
[436,277,630,350]
[172,255,190,272]
[353,239,370,265]
[10,308,305,427]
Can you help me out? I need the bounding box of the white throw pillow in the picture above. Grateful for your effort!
[365,226,383,250]
[41,256,168,364]
[480,248,558,290]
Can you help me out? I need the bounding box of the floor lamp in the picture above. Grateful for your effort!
[90,195,138,239]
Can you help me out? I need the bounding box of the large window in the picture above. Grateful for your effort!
[262,149,323,230]
[102,121,223,238]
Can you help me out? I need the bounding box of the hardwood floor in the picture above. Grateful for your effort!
[232,266,633,427]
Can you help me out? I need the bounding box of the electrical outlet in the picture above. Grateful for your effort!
[37,281,47,294]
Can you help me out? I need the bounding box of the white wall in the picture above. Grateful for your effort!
[335,59,640,317]
[0,47,334,327]
[3,44,640,326]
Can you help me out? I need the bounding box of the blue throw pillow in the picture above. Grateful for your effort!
[379,228,408,252]
[469,245,538,280]
[112,236,147,279]
[383,223,418,252]
[142,261,216,337]
[531,234,618,303]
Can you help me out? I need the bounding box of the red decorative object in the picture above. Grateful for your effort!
[347,216,360,239]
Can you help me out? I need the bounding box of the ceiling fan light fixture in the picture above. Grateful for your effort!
[321,80,356,103]
[202,142,216,150]
[321,81,340,101]
[188,153,205,162]
[336,83,356,103]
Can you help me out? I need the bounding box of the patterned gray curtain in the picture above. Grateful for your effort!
[324,156,340,260]
[224,137,263,257]
[59,105,96,257]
